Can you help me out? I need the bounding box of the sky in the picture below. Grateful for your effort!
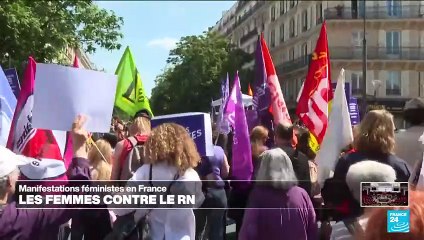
[90,1,236,97]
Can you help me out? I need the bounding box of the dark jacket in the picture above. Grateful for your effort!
[0,157,91,240]
[329,151,411,220]
[280,145,312,197]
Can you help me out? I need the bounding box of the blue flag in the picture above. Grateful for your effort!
[0,66,17,146]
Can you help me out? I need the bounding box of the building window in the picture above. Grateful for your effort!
[244,27,248,36]
[301,10,308,32]
[280,24,285,42]
[301,43,308,62]
[351,72,363,95]
[289,18,295,37]
[386,31,400,54]
[290,0,295,8]
[280,1,285,14]
[316,3,323,24]
[386,71,401,96]
[271,30,275,47]
[271,6,276,21]
[387,0,401,17]
[352,31,364,47]
[289,47,295,61]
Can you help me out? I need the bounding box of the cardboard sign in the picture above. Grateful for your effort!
[4,68,21,99]
[32,64,118,133]
[151,112,213,156]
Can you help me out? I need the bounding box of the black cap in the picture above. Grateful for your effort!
[133,110,151,120]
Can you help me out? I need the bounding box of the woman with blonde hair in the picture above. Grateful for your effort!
[328,109,410,221]
[110,123,204,240]
[111,111,151,181]
[250,126,269,178]
[88,139,113,180]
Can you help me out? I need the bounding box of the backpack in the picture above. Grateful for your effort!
[119,135,148,181]
[105,165,179,240]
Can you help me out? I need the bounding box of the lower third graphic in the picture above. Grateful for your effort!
[387,210,410,233]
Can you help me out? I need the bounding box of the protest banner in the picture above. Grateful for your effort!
[4,68,21,99]
[0,66,17,147]
[349,97,361,125]
[151,112,213,156]
[32,64,118,133]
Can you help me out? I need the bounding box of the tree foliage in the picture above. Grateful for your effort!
[0,0,123,73]
[150,31,253,115]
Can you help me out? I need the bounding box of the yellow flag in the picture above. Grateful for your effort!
[114,46,153,117]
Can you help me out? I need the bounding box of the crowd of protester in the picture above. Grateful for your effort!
[0,97,423,240]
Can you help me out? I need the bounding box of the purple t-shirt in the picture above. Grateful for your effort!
[239,185,318,240]
[198,146,225,187]
[0,157,91,240]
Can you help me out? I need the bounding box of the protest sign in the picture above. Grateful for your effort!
[151,112,213,156]
[4,68,21,99]
[0,66,17,146]
[349,97,361,125]
[32,64,118,133]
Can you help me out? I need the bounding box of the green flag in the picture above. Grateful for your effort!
[114,46,153,118]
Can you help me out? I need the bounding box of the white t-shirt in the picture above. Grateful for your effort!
[330,217,368,240]
[113,162,200,240]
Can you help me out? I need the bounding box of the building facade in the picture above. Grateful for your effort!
[213,0,424,128]
[64,46,94,69]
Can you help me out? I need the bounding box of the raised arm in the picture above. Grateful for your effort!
[111,140,124,180]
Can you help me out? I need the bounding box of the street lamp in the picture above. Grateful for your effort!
[361,0,368,116]
[4,52,11,68]
[371,80,382,99]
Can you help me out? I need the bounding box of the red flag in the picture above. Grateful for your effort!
[247,84,253,96]
[73,54,80,68]
[296,22,334,144]
[260,34,291,125]
[260,34,297,146]
[7,57,66,173]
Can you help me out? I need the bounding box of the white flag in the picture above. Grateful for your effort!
[315,69,354,184]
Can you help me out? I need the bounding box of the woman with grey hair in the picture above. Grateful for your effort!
[239,148,318,240]
[330,160,397,240]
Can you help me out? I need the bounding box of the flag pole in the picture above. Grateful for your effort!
[361,0,368,117]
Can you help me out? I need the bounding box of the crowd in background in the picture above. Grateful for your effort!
[0,97,423,240]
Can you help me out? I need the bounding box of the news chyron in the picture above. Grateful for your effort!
[360,182,409,207]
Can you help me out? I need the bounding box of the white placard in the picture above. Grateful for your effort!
[32,63,118,132]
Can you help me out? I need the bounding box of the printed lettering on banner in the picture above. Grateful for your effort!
[13,95,36,153]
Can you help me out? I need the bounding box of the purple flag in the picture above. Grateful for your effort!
[217,73,230,134]
[253,34,274,146]
[253,35,271,115]
[225,72,253,182]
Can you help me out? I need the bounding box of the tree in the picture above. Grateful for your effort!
[150,31,253,115]
[0,0,123,74]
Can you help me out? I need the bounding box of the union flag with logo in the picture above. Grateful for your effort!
[296,22,334,151]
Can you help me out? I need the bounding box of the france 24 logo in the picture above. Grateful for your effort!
[387,210,410,233]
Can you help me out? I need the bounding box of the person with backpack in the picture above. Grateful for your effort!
[107,123,205,240]
[111,111,151,182]
[0,115,92,240]
[195,128,230,240]
[274,123,312,197]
